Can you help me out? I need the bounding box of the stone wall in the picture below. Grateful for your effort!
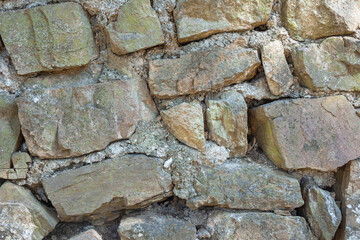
[0,0,359,239]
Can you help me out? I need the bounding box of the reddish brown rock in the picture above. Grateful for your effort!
[250,95,360,171]
[149,44,260,99]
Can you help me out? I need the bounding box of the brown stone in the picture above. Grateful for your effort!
[16,80,157,159]
[149,44,260,99]
[250,96,360,171]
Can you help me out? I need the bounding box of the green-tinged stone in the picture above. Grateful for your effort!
[0,181,58,240]
[42,155,172,223]
[105,0,164,55]
[0,2,97,75]
[11,152,31,169]
[174,0,274,43]
[206,90,248,157]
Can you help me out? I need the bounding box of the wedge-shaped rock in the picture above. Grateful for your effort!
[0,182,58,240]
[118,213,196,240]
[301,179,341,240]
[0,92,21,169]
[207,211,316,240]
[206,90,248,157]
[174,0,274,43]
[185,161,304,210]
[261,40,293,95]
[250,96,360,171]
[17,80,157,159]
[161,101,205,151]
[149,44,260,99]
[281,0,360,40]
[42,155,172,223]
[69,229,103,240]
[0,2,97,75]
[293,37,360,92]
[335,159,360,240]
[105,0,164,55]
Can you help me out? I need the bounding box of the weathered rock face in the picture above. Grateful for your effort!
[105,0,164,55]
[118,213,196,240]
[149,44,260,99]
[250,96,360,171]
[16,80,157,159]
[335,159,360,240]
[69,229,103,240]
[0,92,21,169]
[0,151,32,180]
[184,160,304,210]
[292,37,360,92]
[161,101,205,151]
[207,211,316,240]
[301,179,341,240]
[174,0,274,43]
[281,0,360,40]
[0,182,58,240]
[206,90,248,157]
[261,40,293,95]
[42,155,172,223]
[0,2,97,75]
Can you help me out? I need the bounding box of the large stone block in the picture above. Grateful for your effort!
[149,44,260,99]
[16,80,157,159]
[281,0,360,40]
[0,182,58,240]
[184,160,304,210]
[250,96,360,171]
[105,0,165,55]
[42,155,172,223]
[0,2,97,75]
[174,0,274,43]
[292,37,360,92]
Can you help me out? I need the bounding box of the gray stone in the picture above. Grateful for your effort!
[69,229,102,240]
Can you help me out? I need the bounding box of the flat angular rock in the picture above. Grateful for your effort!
[16,80,157,159]
[293,37,360,92]
[174,0,274,43]
[261,40,293,95]
[0,92,21,169]
[207,211,316,240]
[206,90,248,157]
[11,152,31,169]
[335,159,360,240]
[250,96,360,171]
[301,179,341,240]
[161,101,205,151]
[118,213,196,240]
[149,44,260,99]
[0,2,97,75]
[0,182,58,240]
[105,0,164,55]
[185,160,304,210]
[69,229,102,240]
[281,0,360,40]
[42,155,172,223]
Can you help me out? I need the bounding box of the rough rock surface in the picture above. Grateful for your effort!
[0,2,97,75]
[292,37,360,92]
[0,92,21,169]
[42,155,172,223]
[161,101,205,151]
[118,212,196,240]
[184,160,304,210]
[261,40,293,95]
[0,182,58,240]
[149,44,260,99]
[335,159,360,240]
[301,179,341,240]
[207,211,316,240]
[105,0,165,55]
[281,0,360,40]
[174,0,274,43]
[16,80,157,159]
[206,90,248,157]
[69,229,103,240]
[0,152,32,180]
[250,95,360,171]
